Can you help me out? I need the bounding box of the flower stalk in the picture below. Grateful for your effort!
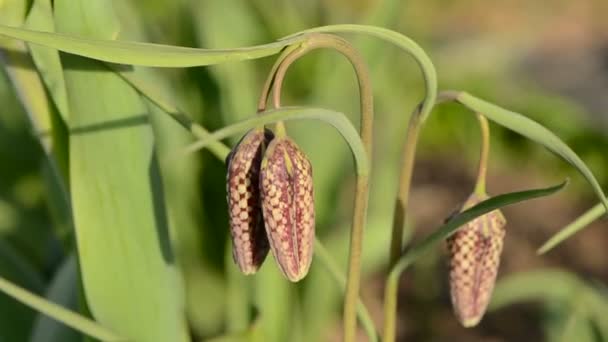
[384,95,495,340]
[262,33,374,342]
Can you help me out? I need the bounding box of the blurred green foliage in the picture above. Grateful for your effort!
[0,0,607,341]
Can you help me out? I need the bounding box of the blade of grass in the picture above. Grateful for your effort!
[0,239,44,341]
[0,24,305,67]
[195,0,263,125]
[112,2,230,335]
[29,255,81,342]
[0,274,123,341]
[449,91,608,248]
[538,203,605,254]
[182,106,368,175]
[24,0,69,121]
[56,1,190,341]
[0,5,53,155]
[111,66,230,160]
[489,269,608,340]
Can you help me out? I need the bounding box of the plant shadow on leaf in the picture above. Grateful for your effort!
[149,152,175,264]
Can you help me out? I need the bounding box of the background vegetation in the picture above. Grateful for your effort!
[0,0,607,341]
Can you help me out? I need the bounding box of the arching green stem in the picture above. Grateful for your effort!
[280,25,437,121]
[438,90,608,253]
[263,33,374,342]
[182,106,376,340]
[256,42,304,134]
[183,106,368,175]
[384,92,491,341]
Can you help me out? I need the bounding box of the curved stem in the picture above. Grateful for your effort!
[183,106,368,173]
[259,33,374,342]
[257,44,303,113]
[281,24,437,120]
[314,239,378,342]
[474,113,490,195]
[384,105,422,342]
[257,44,303,135]
[384,93,490,341]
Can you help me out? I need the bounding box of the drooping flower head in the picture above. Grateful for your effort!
[446,192,506,327]
[226,128,274,274]
[259,137,315,282]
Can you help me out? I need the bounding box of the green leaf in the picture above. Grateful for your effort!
[390,180,568,277]
[24,0,69,121]
[0,272,123,341]
[183,106,368,175]
[489,269,587,310]
[453,92,608,248]
[55,0,190,341]
[489,270,608,340]
[281,24,437,120]
[30,255,81,342]
[0,239,43,341]
[382,181,567,340]
[194,0,264,125]
[538,203,605,254]
[0,9,54,155]
[314,240,378,342]
[0,24,305,67]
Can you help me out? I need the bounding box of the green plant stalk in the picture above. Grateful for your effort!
[111,66,230,159]
[256,34,374,342]
[314,240,378,342]
[388,106,422,267]
[382,181,567,341]
[257,44,303,113]
[280,25,437,121]
[256,42,304,136]
[178,105,378,339]
[387,89,459,267]
[474,113,490,195]
[0,276,124,341]
[439,90,608,250]
[184,107,368,173]
[384,95,500,341]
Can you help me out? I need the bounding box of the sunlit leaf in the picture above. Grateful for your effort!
[453,92,608,249]
[0,24,304,67]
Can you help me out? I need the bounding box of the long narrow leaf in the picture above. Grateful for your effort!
[0,275,123,341]
[56,1,190,341]
[390,180,567,277]
[0,24,304,67]
[453,92,608,247]
[538,203,605,254]
[30,255,81,342]
[182,106,369,175]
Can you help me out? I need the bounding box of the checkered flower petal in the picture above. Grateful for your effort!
[226,128,274,274]
[260,137,315,282]
[446,193,507,327]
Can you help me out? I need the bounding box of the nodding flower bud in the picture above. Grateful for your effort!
[260,137,315,282]
[226,128,274,275]
[446,192,506,327]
